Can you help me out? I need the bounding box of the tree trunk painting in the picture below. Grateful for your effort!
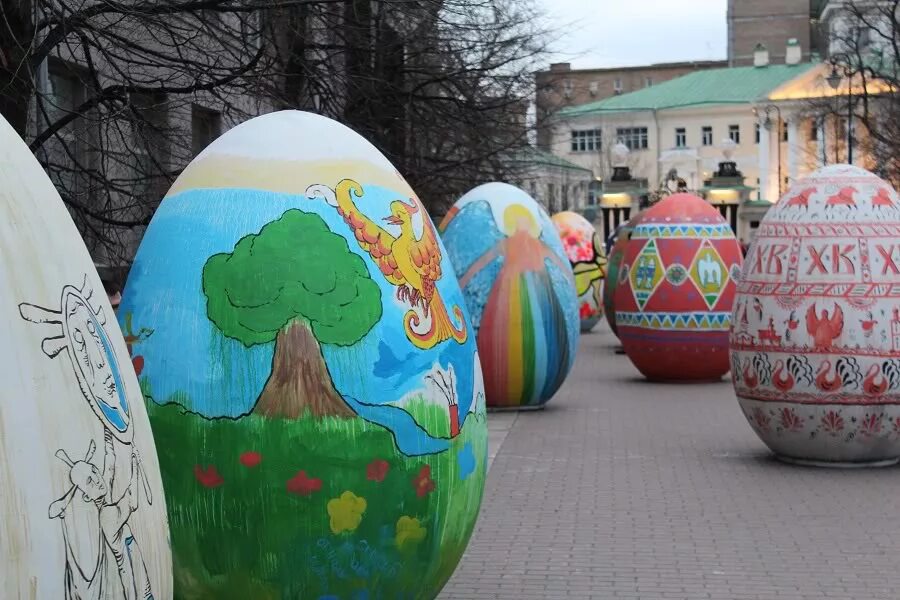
[254,320,356,419]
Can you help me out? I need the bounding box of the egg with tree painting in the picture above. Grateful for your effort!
[439,183,579,409]
[731,164,900,467]
[0,114,172,598]
[119,111,487,598]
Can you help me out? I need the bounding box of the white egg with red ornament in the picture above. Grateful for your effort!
[730,164,900,466]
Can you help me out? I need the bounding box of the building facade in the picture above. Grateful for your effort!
[547,47,822,244]
[535,60,726,149]
[727,0,825,66]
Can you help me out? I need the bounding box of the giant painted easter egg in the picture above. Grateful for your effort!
[603,212,645,337]
[119,111,487,597]
[0,116,172,597]
[439,183,579,409]
[551,211,608,332]
[731,165,900,466]
[615,194,743,381]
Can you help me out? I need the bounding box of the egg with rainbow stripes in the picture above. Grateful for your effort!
[439,183,579,409]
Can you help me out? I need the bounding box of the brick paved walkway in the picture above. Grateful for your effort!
[440,326,900,599]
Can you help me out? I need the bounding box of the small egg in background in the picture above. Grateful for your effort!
[119,110,487,598]
[439,183,580,409]
[614,193,743,381]
[551,210,608,333]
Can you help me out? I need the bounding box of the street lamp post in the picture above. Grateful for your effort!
[826,59,853,165]
[759,104,783,197]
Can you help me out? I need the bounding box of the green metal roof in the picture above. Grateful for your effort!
[512,147,593,173]
[558,63,817,118]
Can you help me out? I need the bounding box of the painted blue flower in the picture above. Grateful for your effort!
[457,442,476,480]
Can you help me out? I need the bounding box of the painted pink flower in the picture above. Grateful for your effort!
[892,417,900,435]
[858,413,883,437]
[751,407,771,431]
[779,408,804,432]
[821,410,844,435]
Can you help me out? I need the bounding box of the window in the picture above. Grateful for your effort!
[755,123,760,144]
[811,119,819,141]
[45,63,94,198]
[782,121,789,142]
[616,127,648,150]
[613,78,623,94]
[675,127,686,148]
[570,128,602,152]
[589,81,599,96]
[192,105,222,156]
[131,92,169,203]
[728,124,740,144]
[588,180,602,205]
[702,126,713,146]
[563,79,573,98]
[644,76,653,88]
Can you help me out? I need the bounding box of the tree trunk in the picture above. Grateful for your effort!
[253,320,356,419]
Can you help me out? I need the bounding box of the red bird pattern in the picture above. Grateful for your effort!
[806,303,843,350]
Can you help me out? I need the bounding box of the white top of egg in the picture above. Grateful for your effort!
[453,182,547,226]
[195,110,395,171]
[766,164,900,224]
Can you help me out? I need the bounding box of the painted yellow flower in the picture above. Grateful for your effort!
[327,491,367,534]
[395,515,427,549]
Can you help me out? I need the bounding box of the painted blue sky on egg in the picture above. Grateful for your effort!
[120,185,479,455]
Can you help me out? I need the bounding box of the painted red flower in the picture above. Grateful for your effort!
[240,451,262,468]
[412,465,435,498]
[751,407,771,432]
[287,470,322,496]
[194,465,224,488]
[821,410,844,435]
[893,417,900,435]
[132,355,145,377]
[859,413,883,437]
[367,459,389,482]
[779,408,803,432]
[579,302,594,320]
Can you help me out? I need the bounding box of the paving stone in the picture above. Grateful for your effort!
[439,325,900,599]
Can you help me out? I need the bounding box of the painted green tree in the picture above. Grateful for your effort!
[202,209,382,418]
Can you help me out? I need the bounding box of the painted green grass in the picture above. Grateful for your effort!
[145,385,486,600]
[391,395,452,439]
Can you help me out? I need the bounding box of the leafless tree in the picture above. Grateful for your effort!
[813,1,900,185]
[1,0,551,279]
[269,0,552,215]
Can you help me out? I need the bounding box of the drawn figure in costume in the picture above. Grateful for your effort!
[19,276,155,600]
[49,432,154,600]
